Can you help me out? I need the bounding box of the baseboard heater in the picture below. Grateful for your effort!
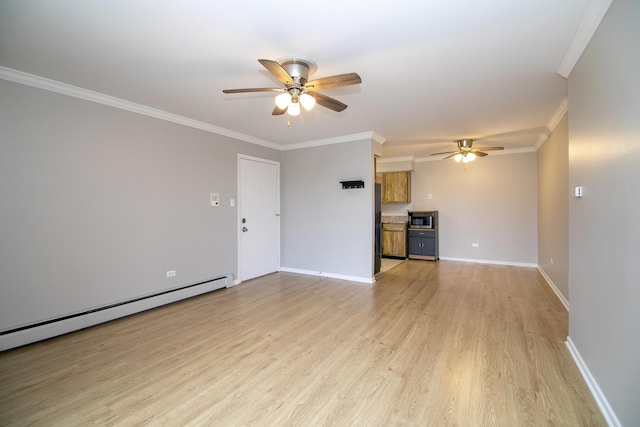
[0,275,233,352]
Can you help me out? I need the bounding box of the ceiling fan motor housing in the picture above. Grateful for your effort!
[278,57,317,101]
[278,57,318,85]
[457,139,473,149]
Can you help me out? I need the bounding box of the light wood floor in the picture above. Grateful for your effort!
[380,257,405,273]
[0,261,606,426]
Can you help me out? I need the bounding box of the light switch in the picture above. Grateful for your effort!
[210,192,219,207]
[574,187,583,198]
[230,198,235,207]
[428,193,432,200]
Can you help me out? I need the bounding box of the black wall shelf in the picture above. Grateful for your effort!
[340,180,365,189]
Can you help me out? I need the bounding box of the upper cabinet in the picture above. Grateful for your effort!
[379,171,411,204]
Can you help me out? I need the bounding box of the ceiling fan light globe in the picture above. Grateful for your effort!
[454,153,463,162]
[299,93,316,111]
[466,152,476,161]
[275,92,292,109]
[288,101,301,116]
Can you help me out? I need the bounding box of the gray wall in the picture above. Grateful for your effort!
[568,0,640,424]
[410,153,538,265]
[537,114,569,305]
[281,139,375,280]
[0,79,280,332]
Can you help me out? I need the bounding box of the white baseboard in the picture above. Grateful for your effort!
[0,276,230,352]
[279,267,374,284]
[439,257,538,268]
[565,337,621,427]
[537,266,569,311]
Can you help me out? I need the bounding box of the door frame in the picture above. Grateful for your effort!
[237,154,281,283]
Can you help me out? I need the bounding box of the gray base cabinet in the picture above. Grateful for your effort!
[408,230,438,260]
[408,211,439,261]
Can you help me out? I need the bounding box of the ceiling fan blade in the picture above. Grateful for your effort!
[472,146,504,152]
[223,87,284,94]
[307,92,348,112]
[305,73,362,90]
[473,151,489,157]
[272,105,287,115]
[430,150,458,156]
[442,152,461,159]
[258,59,293,85]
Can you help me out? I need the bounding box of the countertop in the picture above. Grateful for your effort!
[382,215,408,224]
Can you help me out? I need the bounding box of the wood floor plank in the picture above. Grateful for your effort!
[0,261,606,426]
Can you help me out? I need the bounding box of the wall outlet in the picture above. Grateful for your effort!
[166,270,176,277]
[472,243,479,248]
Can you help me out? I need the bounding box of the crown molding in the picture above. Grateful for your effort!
[370,131,387,145]
[557,0,613,78]
[279,131,382,151]
[0,66,281,150]
[1,66,385,153]
[548,97,569,133]
[535,97,569,150]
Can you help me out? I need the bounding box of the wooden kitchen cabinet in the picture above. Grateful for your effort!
[380,172,411,204]
[382,223,407,258]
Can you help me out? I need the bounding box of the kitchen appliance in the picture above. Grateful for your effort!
[409,211,433,229]
[408,211,439,261]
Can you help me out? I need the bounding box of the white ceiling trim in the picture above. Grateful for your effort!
[534,97,569,150]
[0,66,281,150]
[1,66,384,153]
[548,98,569,133]
[557,0,613,78]
[279,131,382,151]
[370,132,387,145]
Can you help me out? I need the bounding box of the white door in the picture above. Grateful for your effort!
[238,156,280,281]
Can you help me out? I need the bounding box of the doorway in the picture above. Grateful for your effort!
[237,155,280,282]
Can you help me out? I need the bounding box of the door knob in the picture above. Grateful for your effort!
[242,227,248,232]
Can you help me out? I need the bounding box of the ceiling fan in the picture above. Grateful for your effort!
[430,139,504,162]
[222,56,361,116]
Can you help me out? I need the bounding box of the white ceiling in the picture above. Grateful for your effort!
[0,0,596,158]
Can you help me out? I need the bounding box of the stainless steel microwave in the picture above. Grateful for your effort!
[409,211,433,229]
